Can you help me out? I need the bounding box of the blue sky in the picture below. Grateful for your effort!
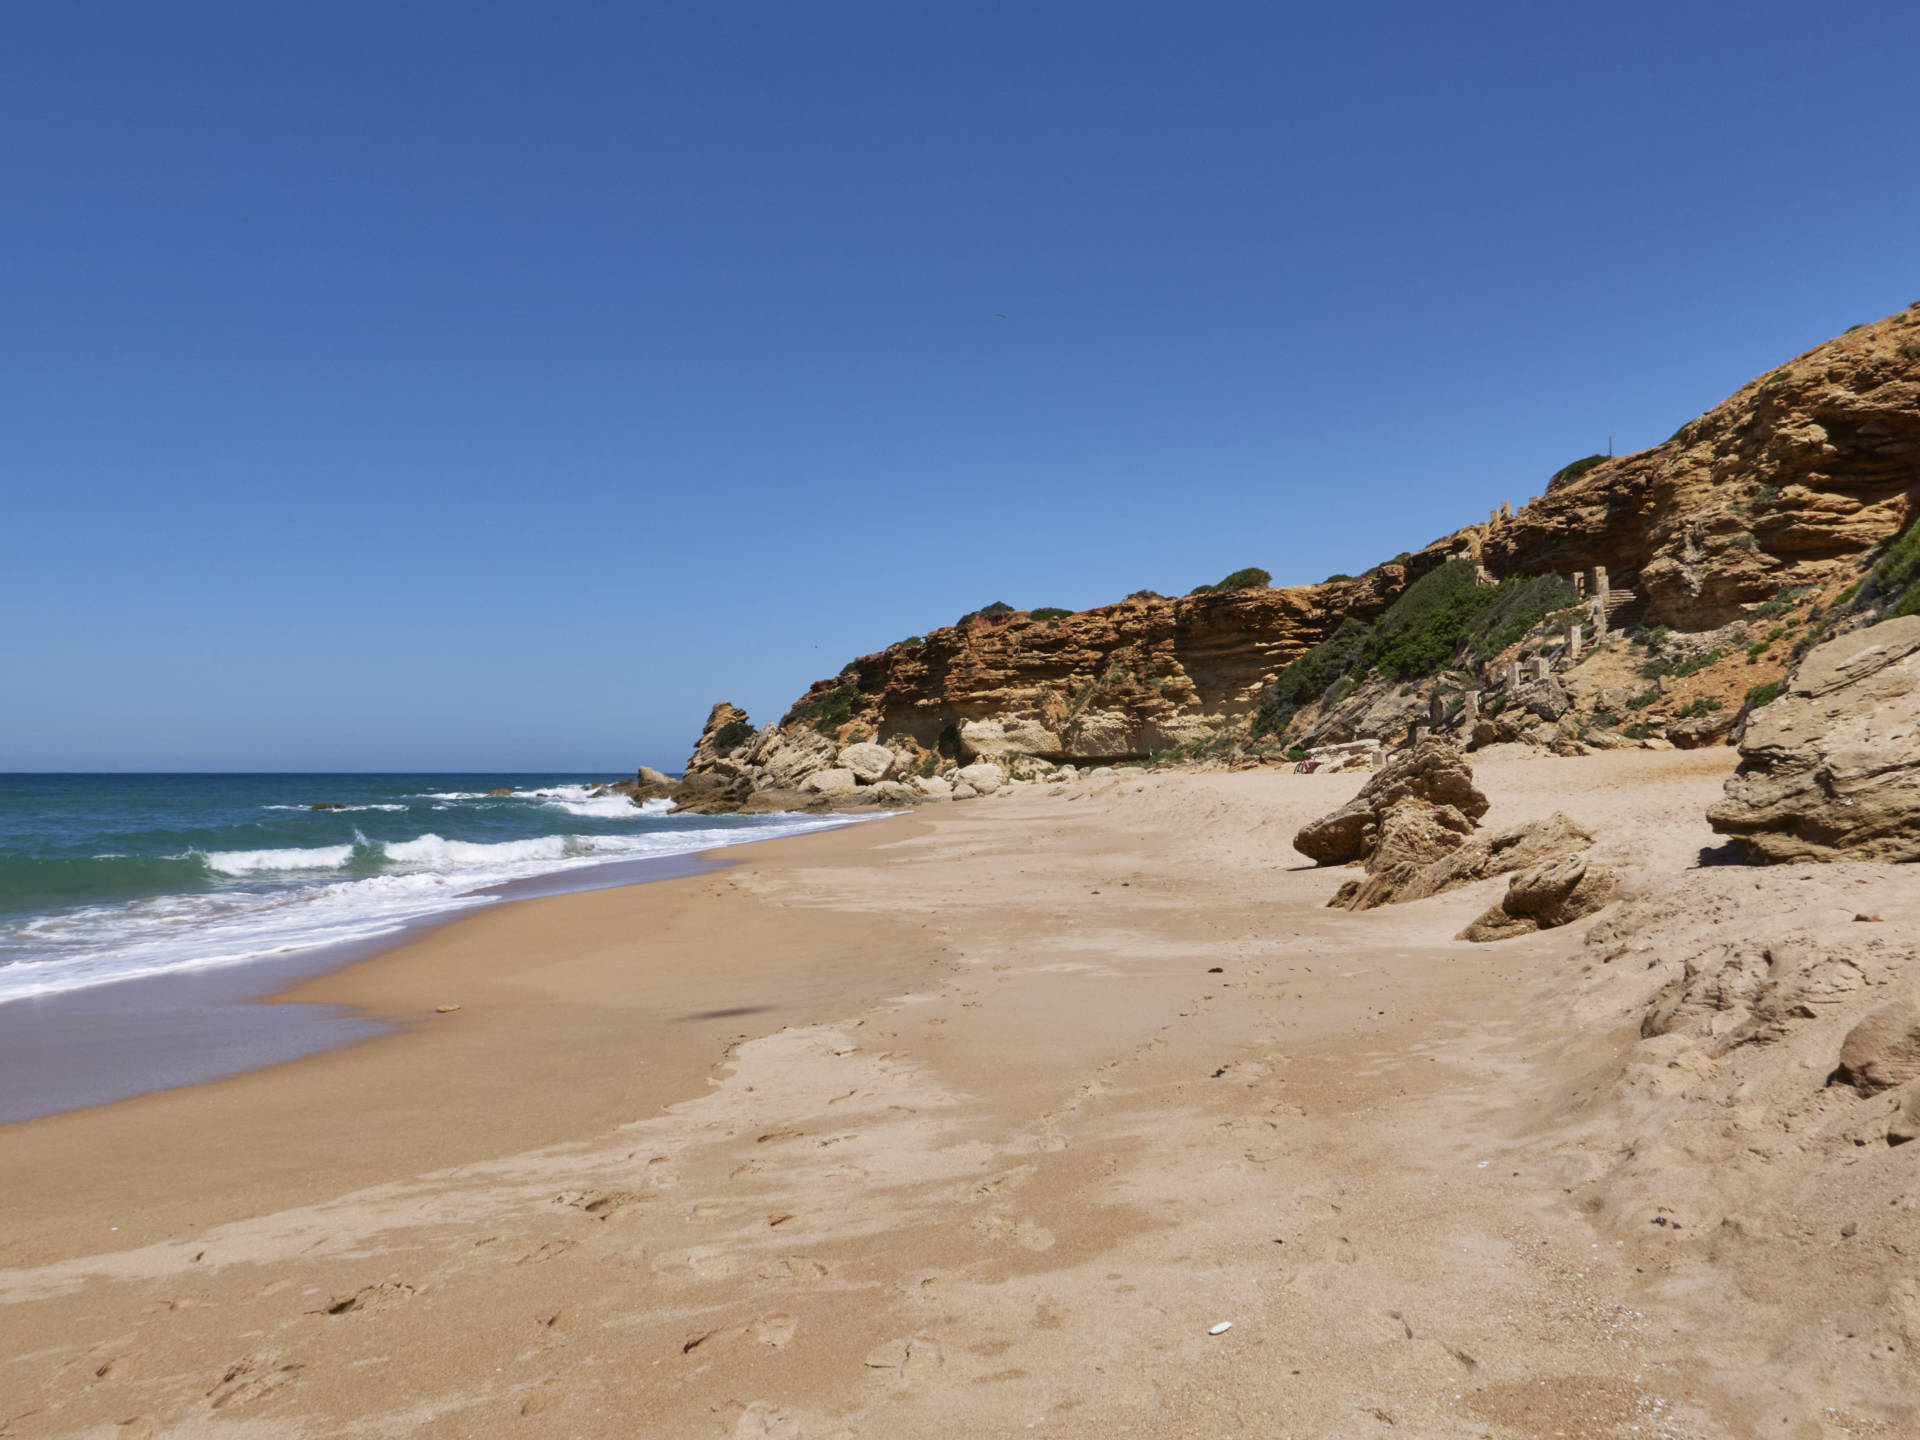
[4,2,1917,771]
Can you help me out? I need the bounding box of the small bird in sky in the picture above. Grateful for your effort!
[995,313,1007,319]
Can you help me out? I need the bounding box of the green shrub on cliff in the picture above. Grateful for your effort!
[712,717,755,751]
[1029,607,1072,622]
[1464,572,1578,667]
[1248,616,1372,738]
[1215,567,1272,592]
[1550,454,1608,486]
[1865,513,1920,617]
[784,680,857,736]
[1249,563,1579,739]
[1369,561,1502,681]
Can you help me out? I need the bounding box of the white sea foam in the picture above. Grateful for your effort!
[262,803,410,812]
[202,843,358,875]
[381,833,573,867]
[0,811,872,1004]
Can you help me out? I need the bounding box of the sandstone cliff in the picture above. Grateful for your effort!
[681,305,1920,784]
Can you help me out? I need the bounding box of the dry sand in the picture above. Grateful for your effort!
[3,749,1918,1439]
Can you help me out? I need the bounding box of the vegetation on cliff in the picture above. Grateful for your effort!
[1249,564,1579,739]
[1861,513,1920,617]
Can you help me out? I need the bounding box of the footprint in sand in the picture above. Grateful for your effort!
[91,1351,139,1381]
[561,1189,646,1221]
[757,1256,829,1283]
[317,1282,414,1316]
[752,1313,797,1348]
[515,1240,576,1266]
[863,1334,944,1381]
[966,1166,1036,1203]
[724,1400,836,1439]
[519,1378,563,1416]
[206,1354,305,1411]
[974,1212,1055,1251]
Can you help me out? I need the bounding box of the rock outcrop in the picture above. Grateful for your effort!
[1707,615,1920,861]
[1292,741,1613,926]
[1293,741,1489,866]
[1457,851,1618,942]
[1480,306,1920,629]
[669,305,1920,773]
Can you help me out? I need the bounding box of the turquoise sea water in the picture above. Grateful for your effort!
[0,774,856,1003]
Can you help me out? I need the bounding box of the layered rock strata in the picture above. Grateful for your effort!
[1707,615,1920,861]
[691,308,1919,778]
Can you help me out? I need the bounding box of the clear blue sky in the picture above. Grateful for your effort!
[5,3,1916,771]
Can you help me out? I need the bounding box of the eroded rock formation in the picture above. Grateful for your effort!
[1290,741,1614,928]
[1708,615,1920,861]
[1293,740,1488,867]
[701,307,1918,772]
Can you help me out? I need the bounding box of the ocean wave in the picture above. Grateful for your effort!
[0,810,873,1004]
[261,803,410,812]
[381,833,574,867]
[201,843,359,875]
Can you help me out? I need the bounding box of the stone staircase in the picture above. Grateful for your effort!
[1599,587,1647,631]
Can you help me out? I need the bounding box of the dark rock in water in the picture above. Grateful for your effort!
[311,803,347,811]
[669,770,753,815]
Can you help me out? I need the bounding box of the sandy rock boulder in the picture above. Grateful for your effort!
[954,762,1004,796]
[838,742,898,784]
[754,730,838,791]
[865,780,916,805]
[1336,811,1596,914]
[1834,1000,1920,1095]
[908,775,952,800]
[805,768,858,797]
[1666,708,1735,749]
[1370,801,1476,871]
[1294,740,1489,866]
[1458,851,1618,942]
[958,717,1061,761]
[951,782,979,800]
[1708,616,1920,862]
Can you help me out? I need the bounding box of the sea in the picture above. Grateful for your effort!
[0,773,862,1006]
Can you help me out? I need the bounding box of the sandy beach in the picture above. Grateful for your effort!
[5,750,1919,1439]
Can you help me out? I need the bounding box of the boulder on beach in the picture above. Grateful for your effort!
[838,742,897,784]
[953,762,1003,796]
[1293,739,1489,867]
[806,768,858,797]
[1833,1000,1920,1095]
[1708,616,1920,862]
[1457,850,1618,942]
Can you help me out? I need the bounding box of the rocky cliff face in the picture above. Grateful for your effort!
[1481,306,1920,627]
[788,552,1454,764]
[684,305,1920,781]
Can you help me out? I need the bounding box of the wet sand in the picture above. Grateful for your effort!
[0,852,722,1126]
[4,750,1918,1438]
